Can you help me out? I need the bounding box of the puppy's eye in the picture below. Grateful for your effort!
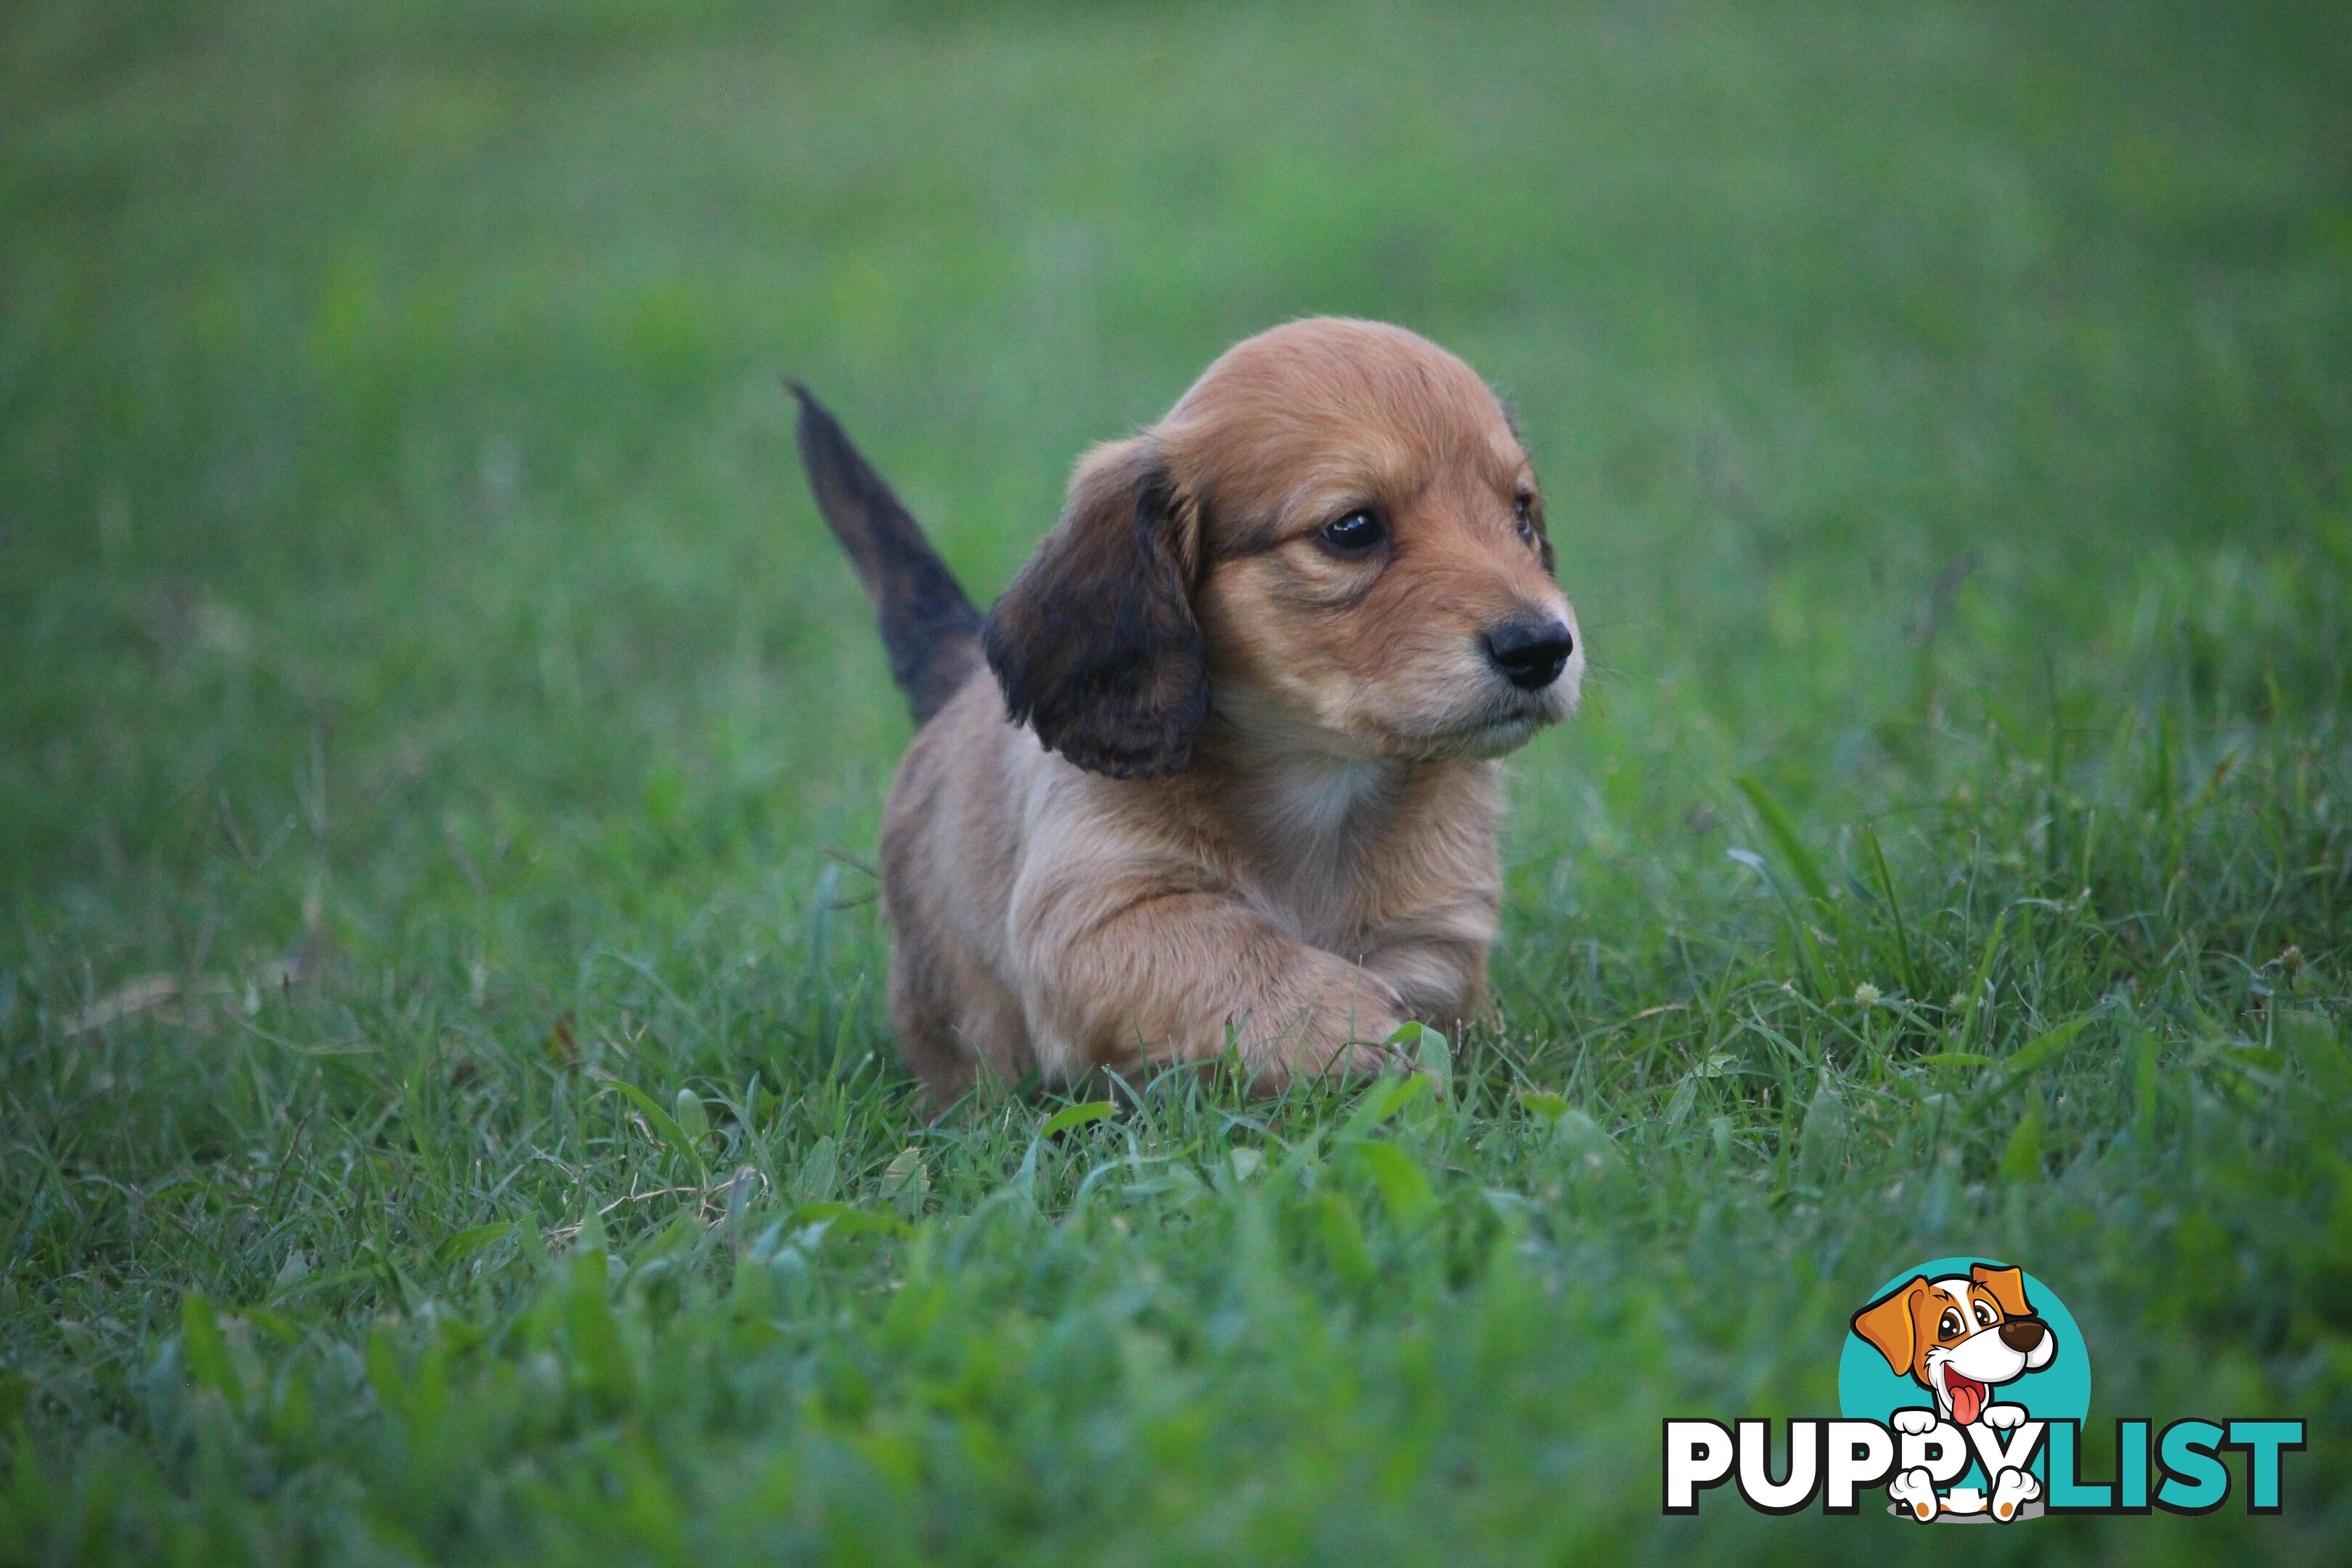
[1974,1302,1997,1327]
[1939,1310,1964,1339]
[1319,509,1386,555]
[1514,494,1538,543]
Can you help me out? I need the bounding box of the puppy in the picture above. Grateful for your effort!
[1850,1263,2058,1522]
[793,318,1581,1103]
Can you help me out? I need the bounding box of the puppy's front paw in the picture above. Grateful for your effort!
[1990,1466,2040,1521]
[1982,1403,2028,1431]
[1890,1408,1940,1437]
[1247,966,1405,1089]
[1887,1466,1940,1523]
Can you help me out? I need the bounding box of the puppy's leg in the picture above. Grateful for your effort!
[886,952,976,1108]
[1020,886,1406,1088]
[1360,934,1490,1032]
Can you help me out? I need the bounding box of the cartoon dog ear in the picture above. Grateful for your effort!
[1851,1278,1929,1376]
[984,437,1207,778]
[1970,1263,2035,1319]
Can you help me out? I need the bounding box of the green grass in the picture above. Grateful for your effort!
[4,1,2350,1561]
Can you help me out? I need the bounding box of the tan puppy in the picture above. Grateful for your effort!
[793,319,1581,1103]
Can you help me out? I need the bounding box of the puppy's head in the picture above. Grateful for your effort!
[985,319,1581,776]
[1850,1265,2058,1426]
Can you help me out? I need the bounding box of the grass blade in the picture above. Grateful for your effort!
[605,1082,703,1174]
[1955,909,2006,1046]
[1039,1100,1119,1138]
[180,1294,242,1415]
[1736,775,1830,905]
[1861,823,1922,1001]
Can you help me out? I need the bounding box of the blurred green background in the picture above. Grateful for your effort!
[3,1,2348,1562]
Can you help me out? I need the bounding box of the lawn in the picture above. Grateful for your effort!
[3,0,2349,1561]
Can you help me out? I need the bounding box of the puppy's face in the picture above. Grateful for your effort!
[1172,322,1582,762]
[1850,1265,2058,1428]
[984,319,1581,778]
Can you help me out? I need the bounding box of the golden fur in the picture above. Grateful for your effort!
[856,318,1582,1102]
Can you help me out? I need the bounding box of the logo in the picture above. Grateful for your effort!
[1839,1257,2086,1520]
[1662,1256,2306,1521]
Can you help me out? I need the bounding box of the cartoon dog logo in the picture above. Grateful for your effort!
[1850,1263,2057,1522]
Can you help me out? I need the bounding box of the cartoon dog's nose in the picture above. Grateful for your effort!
[1998,1318,2047,1353]
[1484,616,1575,691]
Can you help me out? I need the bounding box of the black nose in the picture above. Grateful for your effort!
[1484,616,1575,691]
[1998,1318,2047,1353]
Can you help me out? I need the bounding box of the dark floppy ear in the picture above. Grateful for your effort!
[984,438,1206,777]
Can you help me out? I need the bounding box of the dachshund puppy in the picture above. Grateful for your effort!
[793,318,1581,1103]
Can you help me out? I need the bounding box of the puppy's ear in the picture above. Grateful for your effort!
[1851,1278,1927,1377]
[984,438,1206,777]
[1970,1263,2034,1319]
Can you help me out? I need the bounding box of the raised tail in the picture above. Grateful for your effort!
[788,383,984,724]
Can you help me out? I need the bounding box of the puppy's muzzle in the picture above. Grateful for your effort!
[1998,1318,2049,1354]
[1484,614,1575,691]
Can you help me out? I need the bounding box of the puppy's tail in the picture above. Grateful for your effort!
[788,383,984,724]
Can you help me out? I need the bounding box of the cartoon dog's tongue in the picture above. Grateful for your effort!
[1949,1373,1985,1426]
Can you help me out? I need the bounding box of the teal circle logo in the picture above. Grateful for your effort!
[1838,1257,2089,1519]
